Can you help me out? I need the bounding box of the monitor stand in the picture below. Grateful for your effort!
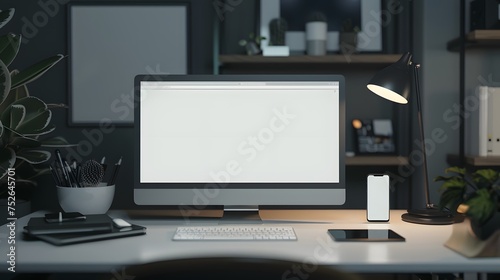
[219,205,263,224]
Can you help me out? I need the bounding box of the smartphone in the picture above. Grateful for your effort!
[45,212,86,223]
[367,174,390,222]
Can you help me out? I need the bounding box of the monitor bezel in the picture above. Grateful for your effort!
[134,75,345,206]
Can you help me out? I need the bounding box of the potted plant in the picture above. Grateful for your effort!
[238,32,266,56]
[0,8,71,215]
[339,19,360,55]
[435,167,500,257]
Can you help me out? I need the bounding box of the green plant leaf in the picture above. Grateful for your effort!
[9,136,41,148]
[0,58,11,104]
[438,176,465,192]
[0,120,3,138]
[10,54,65,89]
[474,169,498,184]
[46,103,67,109]
[434,175,454,182]
[439,185,465,212]
[0,33,21,67]
[40,136,76,148]
[0,83,29,113]
[0,147,15,180]
[0,8,15,30]
[9,104,25,130]
[16,149,51,164]
[445,166,466,176]
[465,188,497,225]
[1,96,53,136]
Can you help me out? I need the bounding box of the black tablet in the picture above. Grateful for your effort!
[328,229,405,242]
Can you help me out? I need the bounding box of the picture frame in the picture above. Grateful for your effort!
[352,119,396,155]
[260,0,382,53]
[68,2,190,126]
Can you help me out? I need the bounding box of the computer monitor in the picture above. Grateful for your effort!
[134,75,345,221]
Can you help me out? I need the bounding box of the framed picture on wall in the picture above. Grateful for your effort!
[68,2,190,126]
[260,0,382,53]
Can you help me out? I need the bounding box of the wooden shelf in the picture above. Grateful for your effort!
[447,30,500,51]
[346,156,409,166]
[447,154,500,167]
[219,54,402,65]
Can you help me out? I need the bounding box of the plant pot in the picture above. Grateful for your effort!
[306,21,327,56]
[444,216,500,257]
[245,42,261,56]
[339,32,358,55]
[56,183,115,215]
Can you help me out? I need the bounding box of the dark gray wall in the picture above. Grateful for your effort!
[3,0,443,212]
[2,0,214,211]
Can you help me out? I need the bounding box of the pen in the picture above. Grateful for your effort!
[49,164,61,186]
[55,150,71,187]
[65,160,81,188]
[108,157,122,186]
[100,156,107,173]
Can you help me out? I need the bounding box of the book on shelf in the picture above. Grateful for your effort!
[466,86,500,157]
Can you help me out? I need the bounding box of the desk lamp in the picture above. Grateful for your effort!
[367,52,454,225]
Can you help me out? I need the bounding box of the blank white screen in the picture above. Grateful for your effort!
[140,82,339,183]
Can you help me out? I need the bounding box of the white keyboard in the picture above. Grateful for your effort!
[173,226,297,241]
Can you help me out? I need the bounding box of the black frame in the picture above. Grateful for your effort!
[67,1,192,127]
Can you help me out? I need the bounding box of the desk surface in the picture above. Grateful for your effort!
[0,209,498,274]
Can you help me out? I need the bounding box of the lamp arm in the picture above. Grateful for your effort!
[413,64,433,208]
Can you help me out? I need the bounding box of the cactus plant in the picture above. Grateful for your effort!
[0,8,70,196]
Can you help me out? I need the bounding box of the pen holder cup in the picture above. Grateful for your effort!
[56,183,115,215]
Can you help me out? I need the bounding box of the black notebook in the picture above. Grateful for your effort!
[24,214,113,235]
[26,224,147,246]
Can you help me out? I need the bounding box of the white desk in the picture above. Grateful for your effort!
[0,210,498,274]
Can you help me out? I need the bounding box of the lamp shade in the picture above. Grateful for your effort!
[367,52,412,104]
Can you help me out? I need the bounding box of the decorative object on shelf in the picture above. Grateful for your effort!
[0,8,70,202]
[269,18,287,46]
[239,33,266,56]
[305,12,327,56]
[436,166,500,257]
[339,19,360,55]
[352,119,395,155]
[260,0,382,53]
[367,52,455,225]
[262,18,290,56]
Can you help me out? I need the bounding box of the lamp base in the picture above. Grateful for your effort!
[401,208,455,225]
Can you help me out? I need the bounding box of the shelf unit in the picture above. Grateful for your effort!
[446,15,500,167]
[219,54,402,65]
[218,53,408,167]
[447,30,500,52]
[346,156,409,166]
[447,154,500,167]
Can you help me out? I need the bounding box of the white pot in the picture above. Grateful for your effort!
[57,183,115,215]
